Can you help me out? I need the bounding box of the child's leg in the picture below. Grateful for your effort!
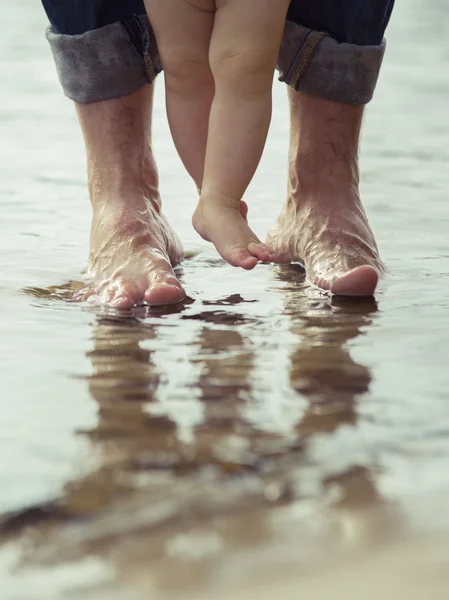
[193,0,290,270]
[144,0,215,189]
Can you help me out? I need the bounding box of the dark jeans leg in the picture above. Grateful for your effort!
[287,0,395,46]
[278,0,396,104]
[42,0,161,102]
[42,0,146,34]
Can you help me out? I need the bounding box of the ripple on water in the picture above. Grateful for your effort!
[3,0,449,598]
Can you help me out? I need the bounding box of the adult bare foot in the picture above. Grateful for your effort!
[192,194,273,270]
[267,92,384,297]
[267,193,383,296]
[82,195,185,308]
[74,86,185,308]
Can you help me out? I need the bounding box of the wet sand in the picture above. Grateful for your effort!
[196,534,449,600]
[2,0,449,598]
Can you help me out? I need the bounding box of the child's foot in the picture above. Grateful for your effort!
[192,194,273,270]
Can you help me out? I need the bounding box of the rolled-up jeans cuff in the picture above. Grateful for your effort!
[277,21,386,106]
[46,15,161,103]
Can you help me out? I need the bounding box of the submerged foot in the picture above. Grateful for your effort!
[192,194,273,270]
[71,88,185,308]
[267,194,384,297]
[77,197,185,308]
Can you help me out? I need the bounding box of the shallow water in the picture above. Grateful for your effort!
[1,0,449,598]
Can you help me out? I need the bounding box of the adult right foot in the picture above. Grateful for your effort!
[73,87,185,309]
[78,194,185,309]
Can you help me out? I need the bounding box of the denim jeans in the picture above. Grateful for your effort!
[42,0,395,105]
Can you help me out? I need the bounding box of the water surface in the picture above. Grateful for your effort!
[1,1,449,598]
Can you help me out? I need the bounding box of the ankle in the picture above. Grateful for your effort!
[88,151,161,211]
[288,150,359,198]
[199,190,240,210]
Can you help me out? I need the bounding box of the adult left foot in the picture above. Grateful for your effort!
[267,190,384,297]
[267,92,384,297]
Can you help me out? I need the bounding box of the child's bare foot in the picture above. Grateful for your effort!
[192,194,273,270]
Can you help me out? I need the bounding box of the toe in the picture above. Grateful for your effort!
[248,242,274,263]
[331,265,379,297]
[106,279,142,308]
[228,247,258,270]
[109,292,137,309]
[240,255,258,270]
[144,271,185,306]
[144,284,185,305]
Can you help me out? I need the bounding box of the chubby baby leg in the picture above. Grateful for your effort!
[144,0,215,188]
[193,0,290,268]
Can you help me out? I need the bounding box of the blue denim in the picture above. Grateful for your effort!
[41,0,146,35]
[287,0,395,46]
[43,0,395,105]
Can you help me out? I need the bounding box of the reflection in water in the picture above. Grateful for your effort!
[278,265,375,435]
[276,266,385,537]
[3,1,449,595]
[1,273,396,595]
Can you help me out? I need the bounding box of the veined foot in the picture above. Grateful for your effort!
[192,194,273,270]
[267,194,384,297]
[76,197,185,308]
